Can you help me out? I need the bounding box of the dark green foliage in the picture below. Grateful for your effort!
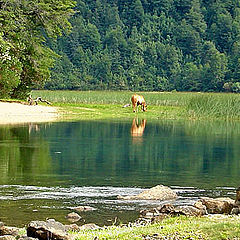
[0,0,76,98]
[46,0,240,92]
[3,0,240,95]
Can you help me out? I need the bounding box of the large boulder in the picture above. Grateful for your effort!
[201,197,235,214]
[230,187,240,214]
[174,205,205,216]
[27,219,69,240]
[139,202,206,223]
[118,185,177,201]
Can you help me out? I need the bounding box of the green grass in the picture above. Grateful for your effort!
[32,90,193,106]
[71,215,240,240]
[54,103,184,121]
[186,93,240,119]
[32,90,240,120]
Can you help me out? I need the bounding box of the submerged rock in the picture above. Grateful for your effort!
[66,212,81,223]
[118,185,177,201]
[73,206,96,212]
[27,219,69,240]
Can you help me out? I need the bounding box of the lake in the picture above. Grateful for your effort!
[0,119,239,227]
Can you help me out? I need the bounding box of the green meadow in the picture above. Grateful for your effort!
[72,215,240,240]
[32,90,240,121]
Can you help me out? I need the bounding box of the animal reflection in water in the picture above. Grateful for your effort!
[131,118,146,143]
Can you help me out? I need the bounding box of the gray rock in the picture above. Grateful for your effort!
[79,224,100,230]
[156,204,175,214]
[235,187,240,206]
[18,237,37,240]
[140,202,206,221]
[66,213,81,223]
[118,185,177,201]
[231,207,240,215]
[0,236,16,240]
[193,200,207,215]
[27,219,69,240]
[0,226,22,236]
[64,224,80,232]
[174,206,205,216]
[73,206,96,212]
[201,197,235,214]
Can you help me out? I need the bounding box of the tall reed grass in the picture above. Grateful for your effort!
[33,90,240,119]
[32,90,194,106]
[186,93,240,119]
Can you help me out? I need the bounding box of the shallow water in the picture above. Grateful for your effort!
[0,119,239,226]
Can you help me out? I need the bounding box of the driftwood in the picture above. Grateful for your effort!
[27,95,51,105]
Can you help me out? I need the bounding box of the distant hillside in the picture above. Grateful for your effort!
[45,0,240,92]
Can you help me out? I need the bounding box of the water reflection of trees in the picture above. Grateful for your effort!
[0,124,52,184]
[1,120,240,188]
[43,120,240,188]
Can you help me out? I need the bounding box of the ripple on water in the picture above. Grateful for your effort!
[0,184,236,210]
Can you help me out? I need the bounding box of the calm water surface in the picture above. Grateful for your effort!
[0,119,239,226]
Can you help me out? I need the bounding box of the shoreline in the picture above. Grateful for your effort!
[0,102,59,124]
[1,214,240,240]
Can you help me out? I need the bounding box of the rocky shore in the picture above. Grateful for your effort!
[1,185,240,240]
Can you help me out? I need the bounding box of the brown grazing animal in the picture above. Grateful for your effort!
[131,94,147,112]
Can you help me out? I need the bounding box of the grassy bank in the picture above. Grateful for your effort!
[32,90,240,120]
[72,215,240,240]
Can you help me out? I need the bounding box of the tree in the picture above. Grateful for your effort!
[175,62,201,91]
[0,0,76,98]
[0,33,22,98]
[208,12,233,53]
[185,0,207,36]
[200,41,227,91]
[128,0,145,28]
[174,19,202,59]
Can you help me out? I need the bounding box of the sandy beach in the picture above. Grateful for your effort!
[0,102,59,124]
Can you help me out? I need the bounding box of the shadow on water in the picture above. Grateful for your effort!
[0,119,240,226]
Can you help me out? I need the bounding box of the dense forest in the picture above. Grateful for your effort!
[1,0,240,98]
[46,0,240,92]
